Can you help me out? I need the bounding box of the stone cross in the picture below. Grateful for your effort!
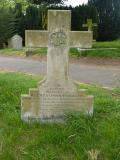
[82,19,97,31]
[26,11,92,82]
[21,10,94,122]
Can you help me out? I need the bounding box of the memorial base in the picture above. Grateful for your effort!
[21,80,94,123]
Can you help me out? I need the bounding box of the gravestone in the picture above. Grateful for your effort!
[82,19,97,31]
[8,35,23,50]
[21,10,94,122]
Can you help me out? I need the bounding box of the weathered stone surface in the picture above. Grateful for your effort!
[26,31,48,48]
[21,10,94,123]
[8,35,23,50]
[26,12,92,49]
[21,84,94,122]
[70,31,93,48]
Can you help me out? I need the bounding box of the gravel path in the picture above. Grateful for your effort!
[0,56,120,88]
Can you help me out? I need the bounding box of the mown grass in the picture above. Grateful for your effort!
[0,47,78,57]
[70,40,120,58]
[32,48,120,59]
[93,39,120,48]
[78,49,120,58]
[0,40,120,59]
[0,73,120,159]
[0,48,25,56]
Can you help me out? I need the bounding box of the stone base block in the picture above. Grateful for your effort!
[21,83,94,123]
[21,88,39,122]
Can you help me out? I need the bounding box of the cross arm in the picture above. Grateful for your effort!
[69,31,93,48]
[25,30,49,48]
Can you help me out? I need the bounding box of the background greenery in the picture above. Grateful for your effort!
[0,0,120,48]
[88,0,120,41]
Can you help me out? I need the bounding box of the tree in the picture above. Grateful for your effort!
[27,0,67,6]
[12,3,25,38]
[25,5,42,30]
[88,0,120,41]
[71,5,98,31]
[0,8,16,48]
[28,0,67,29]
[0,0,28,10]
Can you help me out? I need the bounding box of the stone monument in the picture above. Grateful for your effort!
[82,19,97,31]
[21,10,94,122]
[8,34,23,50]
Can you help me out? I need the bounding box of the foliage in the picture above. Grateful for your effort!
[0,4,99,48]
[0,0,120,47]
[71,5,98,32]
[25,5,42,30]
[0,8,16,48]
[0,3,26,47]
[71,4,98,39]
[27,0,67,6]
[0,0,28,10]
[0,73,120,159]
[88,0,120,41]
[45,4,98,34]
[27,0,67,29]
[11,3,25,39]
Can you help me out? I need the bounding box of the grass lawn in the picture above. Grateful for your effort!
[77,48,120,58]
[0,73,120,159]
[0,40,120,59]
[93,39,120,48]
[0,48,25,56]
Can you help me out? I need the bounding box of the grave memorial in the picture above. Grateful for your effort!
[21,10,94,122]
[82,19,97,31]
[8,35,23,50]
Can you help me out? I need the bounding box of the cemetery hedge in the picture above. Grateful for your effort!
[0,72,120,159]
[88,0,120,41]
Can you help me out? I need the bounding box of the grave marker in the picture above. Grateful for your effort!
[82,19,97,31]
[8,34,23,50]
[21,10,94,122]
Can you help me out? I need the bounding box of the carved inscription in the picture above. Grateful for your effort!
[40,87,82,111]
[50,30,67,47]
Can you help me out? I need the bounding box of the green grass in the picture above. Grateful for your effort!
[0,48,25,56]
[31,48,47,56]
[0,73,120,159]
[0,40,120,59]
[70,40,120,58]
[79,49,120,58]
[31,40,120,59]
[1,47,120,59]
[0,47,80,58]
[93,39,120,48]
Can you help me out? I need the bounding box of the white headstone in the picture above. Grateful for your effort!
[21,10,94,123]
[9,35,23,50]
